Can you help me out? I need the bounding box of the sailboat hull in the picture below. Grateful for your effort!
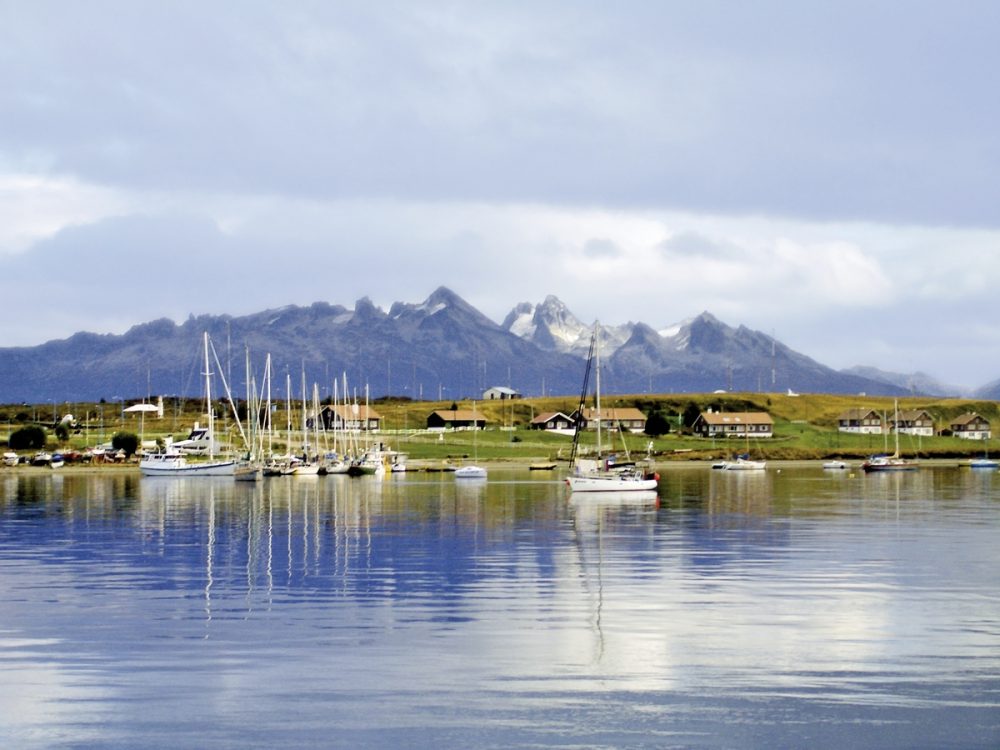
[140,457,236,477]
[566,474,658,492]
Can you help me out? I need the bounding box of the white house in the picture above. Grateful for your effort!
[483,386,521,400]
[692,411,773,438]
[530,411,574,431]
[892,409,935,437]
[949,412,991,440]
[572,407,648,433]
[837,408,883,435]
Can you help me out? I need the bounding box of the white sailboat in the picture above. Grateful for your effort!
[140,333,236,477]
[967,436,998,469]
[566,325,658,493]
[454,400,487,480]
[292,372,321,476]
[320,377,350,474]
[234,346,263,481]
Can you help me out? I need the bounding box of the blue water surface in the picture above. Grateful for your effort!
[1,467,998,749]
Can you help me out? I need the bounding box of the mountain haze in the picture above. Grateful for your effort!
[0,288,954,403]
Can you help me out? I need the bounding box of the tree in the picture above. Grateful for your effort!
[112,432,139,457]
[644,410,671,437]
[9,426,46,450]
[682,402,702,429]
[54,423,70,443]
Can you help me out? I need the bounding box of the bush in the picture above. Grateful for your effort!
[112,432,139,457]
[9,426,47,450]
[644,411,671,436]
[54,423,70,442]
[682,402,702,429]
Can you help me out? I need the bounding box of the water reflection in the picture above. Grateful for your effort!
[0,467,998,748]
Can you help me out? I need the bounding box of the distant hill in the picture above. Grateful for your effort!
[0,287,923,402]
[974,377,1000,400]
[840,366,968,398]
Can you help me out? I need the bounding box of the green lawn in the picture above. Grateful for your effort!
[2,391,997,462]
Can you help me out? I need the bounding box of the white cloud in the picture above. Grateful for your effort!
[0,174,130,254]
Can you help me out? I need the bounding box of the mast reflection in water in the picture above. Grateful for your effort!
[0,467,998,749]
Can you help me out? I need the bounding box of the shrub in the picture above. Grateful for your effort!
[9,426,46,450]
[682,402,702,429]
[644,411,671,436]
[112,432,139,456]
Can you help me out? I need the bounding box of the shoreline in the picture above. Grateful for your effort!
[1,456,987,476]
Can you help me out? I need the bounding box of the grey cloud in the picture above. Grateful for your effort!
[2,2,999,226]
[659,231,732,259]
[583,238,621,258]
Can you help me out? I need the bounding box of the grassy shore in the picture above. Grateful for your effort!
[2,391,997,464]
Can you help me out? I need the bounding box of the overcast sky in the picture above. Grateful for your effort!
[2,1,999,389]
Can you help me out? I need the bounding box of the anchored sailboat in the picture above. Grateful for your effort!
[566,324,658,493]
[862,400,918,472]
[140,333,236,477]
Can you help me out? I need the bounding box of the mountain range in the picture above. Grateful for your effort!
[0,287,991,403]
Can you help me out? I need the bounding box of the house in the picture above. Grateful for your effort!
[949,412,992,440]
[693,411,774,438]
[837,408,883,435]
[529,411,575,431]
[483,386,521,400]
[572,407,647,433]
[426,409,487,430]
[320,404,382,432]
[892,409,934,437]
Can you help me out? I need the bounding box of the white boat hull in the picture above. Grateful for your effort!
[721,459,766,471]
[566,474,658,492]
[140,456,236,477]
[454,465,487,479]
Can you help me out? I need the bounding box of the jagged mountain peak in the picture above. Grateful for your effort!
[389,287,501,333]
[502,297,635,356]
[0,291,955,402]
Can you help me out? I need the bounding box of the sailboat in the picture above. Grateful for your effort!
[716,430,766,471]
[140,333,236,477]
[454,400,487,480]
[291,373,321,476]
[967,436,998,469]
[862,400,918,472]
[566,325,659,492]
[320,376,350,474]
[233,346,263,481]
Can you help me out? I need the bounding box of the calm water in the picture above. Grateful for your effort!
[1,466,998,749]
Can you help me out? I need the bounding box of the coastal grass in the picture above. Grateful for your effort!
[2,391,997,463]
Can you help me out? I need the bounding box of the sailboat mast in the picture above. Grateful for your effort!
[203,332,214,459]
[894,398,900,458]
[266,355,272,455]
[595,324,602,457]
